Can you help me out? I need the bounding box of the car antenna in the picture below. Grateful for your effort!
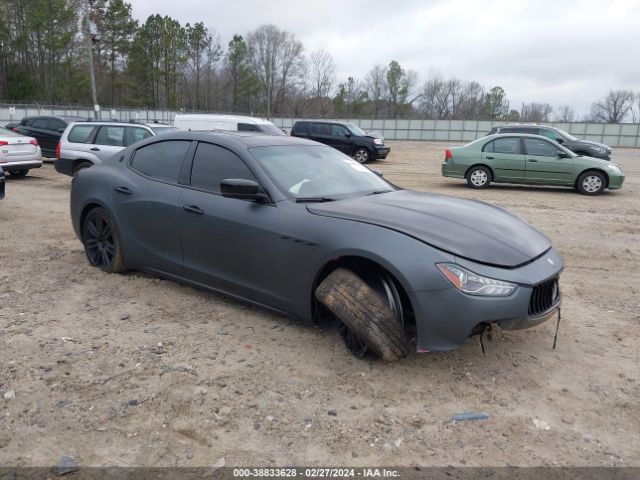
[552,308,562,350]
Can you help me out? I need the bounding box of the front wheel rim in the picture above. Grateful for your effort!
[470,170,488,186]
[582,175,602,193]
[84,214,115,268]
[354,149,368,163]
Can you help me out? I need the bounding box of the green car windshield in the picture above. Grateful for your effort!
[250,145,393,200]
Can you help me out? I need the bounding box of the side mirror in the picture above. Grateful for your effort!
[221,179,268,202]
[555,137,565,144]
[344,132,351,138]
[558,152,570,158]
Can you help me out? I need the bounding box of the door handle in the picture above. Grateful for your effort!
[528,159,538,162]
[486,156,494,160]
[183,205,204,215]
[90,147,101,151]
[114,186,132,195]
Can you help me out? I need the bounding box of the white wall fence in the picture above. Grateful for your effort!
[2,105,640,147]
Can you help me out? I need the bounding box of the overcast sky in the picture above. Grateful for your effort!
[130,0,640,116]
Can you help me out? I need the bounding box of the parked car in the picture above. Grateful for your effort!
[69,131,563,361]
[14,115,88,158]
[487,124,612,160]
[290,120,390,163]
[173,114,285,135]
[55,121,177,177]
[3,122,20,132]
[0,167,5,200]
[442,134,624,195]
[0,129,43,177]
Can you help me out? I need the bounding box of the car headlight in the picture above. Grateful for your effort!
[606,164,621,173]
[591,146,606,154]
[436,263,516,296]
[373,138,384,145]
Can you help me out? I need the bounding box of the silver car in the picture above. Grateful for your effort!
[55,121,177,176]
[0,129,43,177]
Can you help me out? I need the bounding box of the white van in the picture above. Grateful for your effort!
[173,114,285,135]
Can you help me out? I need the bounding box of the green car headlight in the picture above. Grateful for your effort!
[437,263,516,296]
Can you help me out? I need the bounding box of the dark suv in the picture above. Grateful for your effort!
[487,125,612,160]
[15,116,87,158]
[290,121,390,163]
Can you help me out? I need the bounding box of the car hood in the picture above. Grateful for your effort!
[578,139,611,151]
[307,190,551,268]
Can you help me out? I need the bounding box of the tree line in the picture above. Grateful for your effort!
[1,0,639,123]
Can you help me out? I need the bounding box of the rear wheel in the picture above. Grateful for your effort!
[353,147,371,164]
[82,207,126,273]
[315,268,409,362]
[10,169,28,178]
[466,165,492,189]
[577,171,605,195]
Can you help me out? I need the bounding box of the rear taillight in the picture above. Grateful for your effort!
[0,141,8,146]
[56,142,61,159]
[30,139,38,146]
[445,149,452,161]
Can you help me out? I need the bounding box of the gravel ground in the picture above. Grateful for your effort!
[1,142,639,468]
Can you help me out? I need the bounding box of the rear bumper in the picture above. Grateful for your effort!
[0,160,43,171]
[54,157,75,176]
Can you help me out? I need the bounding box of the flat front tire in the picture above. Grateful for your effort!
[466,166,492,189]
[82,207,126,273]
[315,268,409,362]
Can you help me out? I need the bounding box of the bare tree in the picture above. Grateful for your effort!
[246,24,304,118]
[589,90,635,123]
[556,105,575,122]
[521,102,553,122]
[364,64,387,118]
[309,49,335,116]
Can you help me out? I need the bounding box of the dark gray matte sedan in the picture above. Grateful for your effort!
[69,132,563,361]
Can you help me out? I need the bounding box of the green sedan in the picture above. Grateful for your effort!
[441,134,625,195]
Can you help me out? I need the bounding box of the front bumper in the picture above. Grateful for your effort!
[411,248,564,352]
[0,159,43,172]
[373,146,390,160]
[608,172,625,190]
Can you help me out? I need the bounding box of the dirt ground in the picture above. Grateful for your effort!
[1,142,639,469]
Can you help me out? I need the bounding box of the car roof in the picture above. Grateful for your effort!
[139,130,318,149]
[173,114,273,125]
[494,124,558,130]
[26,115,88,121]
[483,133,560,142]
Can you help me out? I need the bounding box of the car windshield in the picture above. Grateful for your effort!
[258,124,286,136]
[151,126,179,134]
[345,123,367,136]
[250,145,393,200]
[554,127,577,141]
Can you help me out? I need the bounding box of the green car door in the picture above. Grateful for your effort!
[481,137,526,182]
[522,137,575,185]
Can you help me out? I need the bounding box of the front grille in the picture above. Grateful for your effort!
[528,276,560,316]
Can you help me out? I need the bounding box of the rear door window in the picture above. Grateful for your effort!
[94,126,126,146]
[131,140,190,183]
[125,126,153,146]
[68,125,97,143]
[31,118,50,129]
[493,137,521,154]
[237,123,260,132]
[312,123,331,136]
[190,142,257,194]
[331,124,348,137]
[293,122,309,135]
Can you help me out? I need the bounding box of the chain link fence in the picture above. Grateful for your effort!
[2,104,639,147]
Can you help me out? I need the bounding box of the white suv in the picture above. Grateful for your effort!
[54,121,177,176]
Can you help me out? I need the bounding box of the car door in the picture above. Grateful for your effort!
[112,140,193,275]
[309,122,333,147]
[179,141,287,310]
[25,117,52,153]
[328,124,352,154]
[481,137,526,182]
[522,137,575,185]
[93,125,127,161]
